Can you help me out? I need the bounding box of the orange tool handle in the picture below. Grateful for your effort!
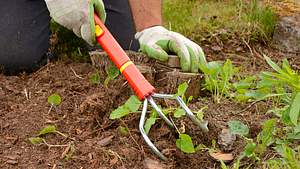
[94,14,155,100]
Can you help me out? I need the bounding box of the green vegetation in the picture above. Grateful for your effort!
[163,0,276,43]
[109,82,206,154]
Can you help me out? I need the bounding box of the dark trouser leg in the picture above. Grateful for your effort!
[0,0,138,75]
[103,0,139,51]
[0,0,51,75]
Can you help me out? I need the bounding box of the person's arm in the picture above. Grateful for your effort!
[128,0,162,32]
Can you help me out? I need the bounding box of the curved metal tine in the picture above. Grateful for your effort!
[148,97,174,128]
[139,99,167,161]
[175,96,209,132]
[152,93,174,99]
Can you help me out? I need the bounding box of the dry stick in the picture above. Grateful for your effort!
[42,139,69,149]
[235,100,261,114]
[70,66,84,79]
[47,105,53,114]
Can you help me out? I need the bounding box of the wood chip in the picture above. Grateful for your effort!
[97,135,114,147]
[209,152,234,162]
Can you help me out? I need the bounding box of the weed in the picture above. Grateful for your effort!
[47,93,62,114]
[199,59,237,103]
[29,125,70,148]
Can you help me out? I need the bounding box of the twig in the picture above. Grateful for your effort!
[242,38,253,57]
[235,100,261,114]
[169,116,181,134]
[70,66,84,79]
[60,142,72,159]
[47,105,53,114]
[42,139,69,149]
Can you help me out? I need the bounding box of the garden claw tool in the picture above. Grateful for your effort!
[94,14,209,160]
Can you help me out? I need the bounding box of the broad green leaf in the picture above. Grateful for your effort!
[176,82,189,97]
[29,137,43,145]
[48,93,61,106]
[243,142,257,157]
[89,72,101,85]
[289,92,300,125]
[282,58,294,76]
[259,119,276,146]
[228,120,249,136]
[174,108,186,118]
[233,76,256,91]
[38,125,56,136]
[109,106,130,119]
[176,134,195,153]
[144,117,157,134]
[124,95,142,112]
[221,59,234,81]
[264,55,284,74]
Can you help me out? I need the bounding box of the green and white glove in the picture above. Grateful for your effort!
[135,26,206,73]
[45,0,106,45]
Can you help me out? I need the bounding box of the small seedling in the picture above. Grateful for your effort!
[47,93,62,114]
[28,125,70,148]
[109,95,142,119]
[104,64,120,87]
[176,134,195,153]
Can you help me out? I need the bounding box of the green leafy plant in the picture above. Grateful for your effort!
[47,93,62,114]
[199,59,237,103]
[29,125,70,148]
[176,134,195,153]
[109,95,142,119]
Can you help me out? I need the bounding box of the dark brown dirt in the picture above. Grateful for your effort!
[1,43,299,169]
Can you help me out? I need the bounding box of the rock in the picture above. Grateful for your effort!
[144,158,165,169]
[218,129,236,152]
[273,15,300,53]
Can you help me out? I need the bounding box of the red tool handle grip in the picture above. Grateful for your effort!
[94,14,155,100]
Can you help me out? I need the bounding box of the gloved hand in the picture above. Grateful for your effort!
[45,0,106,45]
[135,26,206,73]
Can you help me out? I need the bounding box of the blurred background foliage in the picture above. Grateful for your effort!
[50,0,277,59]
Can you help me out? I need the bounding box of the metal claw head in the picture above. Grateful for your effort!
[138,93,209,160]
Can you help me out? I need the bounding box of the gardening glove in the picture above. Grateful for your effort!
[45,0,106,45]
[135,26,207,73]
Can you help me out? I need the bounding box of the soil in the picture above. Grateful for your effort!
[1,41,299,169]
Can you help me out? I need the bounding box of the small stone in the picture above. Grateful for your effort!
[218,128,236,152]
[5,155,18,160]
[144,158,165,169]
[273,15,300,53]
[211,45,222,52]
[236,47,243,52]
[6,160,18,165]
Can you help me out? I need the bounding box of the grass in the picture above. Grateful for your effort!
[163,0,277,43]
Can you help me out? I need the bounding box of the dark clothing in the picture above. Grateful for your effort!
[0,0,139,75]
[0,0,51,75]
